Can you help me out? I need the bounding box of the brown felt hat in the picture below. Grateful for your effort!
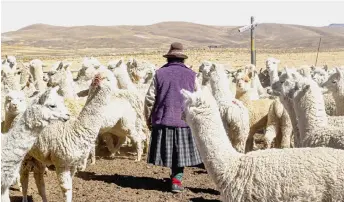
[163,42,188,59]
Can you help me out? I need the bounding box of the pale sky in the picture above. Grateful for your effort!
[1,1,344,33]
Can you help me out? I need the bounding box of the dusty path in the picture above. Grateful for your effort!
[10,145,221,202]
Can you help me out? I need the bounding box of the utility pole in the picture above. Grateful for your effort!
[238,16,258,66]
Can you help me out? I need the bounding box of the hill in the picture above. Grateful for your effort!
[2,22,344,50]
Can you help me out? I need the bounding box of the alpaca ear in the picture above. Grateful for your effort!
[210,63,216,72]
[57,61,64,71]
[323,65,328,72]
[117,59,123,67]
[285,67,292,78]
[310,65,315,71]
[336,67,343,79]
[64,62,72,70]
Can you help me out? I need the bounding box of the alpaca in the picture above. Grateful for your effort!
[29,59,47,92]
[47,61,79,99]
[126,58,156,84]
[181,88,344,202]
[271,70,344,148]
[278,67,344,149]
[22,71,121,202]
[235,71,275,152]
[1,86,70,202]
[202,62,249,153]
[1,91,27,133]
[322,67,344,115]
[108,59,137,90]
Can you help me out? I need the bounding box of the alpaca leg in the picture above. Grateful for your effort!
[129,135,143,162]
[20,164,30,202]
[1,188,11,202]
[112,136,126,156]
[245,130,256,153]
[56,167,73,202]
[33,162,48,202]
[15,175,22,192]
[102,133,119,158]
[280,119,293,148]
[89,144,96,165]
[264,125,278,148]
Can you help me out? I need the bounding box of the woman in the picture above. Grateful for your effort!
[144,42,202,193]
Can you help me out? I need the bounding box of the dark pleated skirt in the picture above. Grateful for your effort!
[147,125,203,168]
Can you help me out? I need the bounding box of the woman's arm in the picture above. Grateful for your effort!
[144,76,157,129]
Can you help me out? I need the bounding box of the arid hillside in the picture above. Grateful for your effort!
[2,22,344,50]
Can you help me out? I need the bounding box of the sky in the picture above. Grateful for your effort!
[1,1,344,33]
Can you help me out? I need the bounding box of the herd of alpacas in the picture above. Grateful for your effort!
[1,54,344,202]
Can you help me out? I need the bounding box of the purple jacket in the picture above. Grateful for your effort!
[144,62,197,127]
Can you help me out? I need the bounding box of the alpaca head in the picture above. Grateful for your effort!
[47,61,72,87]
[29,59,46,70]
[78,57,102,80]
[107,59,124,71]
[126,59,154,84]
[198,61,213,83]
[235,71,253,93]
[5,90,27,117]
[311,66,329,86]
[321,67,344,94]
[88,68,117,95]
[266,57,280,72]
[24,86,70,129]
[180,88,217,125]
[4,55,17,68]
[244,64,256,74]
[277,67,309,99]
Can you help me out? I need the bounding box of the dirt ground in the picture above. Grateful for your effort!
[9,143,221,202]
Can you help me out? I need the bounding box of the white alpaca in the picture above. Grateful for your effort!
[201,62,249,153]
[126,58,156,84]
[108,59,137,90]
[181,88,344,202]
[29,59,47,92]
[1,86,70,202]
[279,68,344,149]
[322,67,344,115]
[21,71,126,202]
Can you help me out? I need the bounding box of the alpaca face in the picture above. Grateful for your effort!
[5,91,27,116]
[266,57,280,72]
[322,67,344,94]
[38,86,70,122]
[311,67,329,86]
[279,69,304,99]
[5,55,17,68]
[127,59,156,84]
[235,72,252,93]
[78,57,101,80]
[47,61,72,87]
[199,61,213,83]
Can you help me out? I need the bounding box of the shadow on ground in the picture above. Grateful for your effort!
[76,171,171,192]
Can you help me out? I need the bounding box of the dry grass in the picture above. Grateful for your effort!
[2,45,344,73]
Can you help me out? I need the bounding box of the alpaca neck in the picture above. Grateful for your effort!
[115,67,137,90]
[209,71,234,106]
[31,67,45,91]
[235,90,251,105]
[59,72,77,99]
[279,96,300,147]
[189,106,240,191]
[333,93,344,116]
[75,88,111,141]
[1,114,39,190]
[293,82,328,140]
[2,113,17,133]
[269,68,279,86]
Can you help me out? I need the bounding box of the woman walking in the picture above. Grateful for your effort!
[144,42,202,193]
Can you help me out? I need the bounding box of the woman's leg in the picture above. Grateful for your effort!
[170,163,185,192]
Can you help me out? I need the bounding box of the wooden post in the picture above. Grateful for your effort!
[315,37,322,66]
[250,16,256,66]
[238,16,258,66]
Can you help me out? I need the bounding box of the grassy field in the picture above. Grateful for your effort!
[2,44,344,73]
